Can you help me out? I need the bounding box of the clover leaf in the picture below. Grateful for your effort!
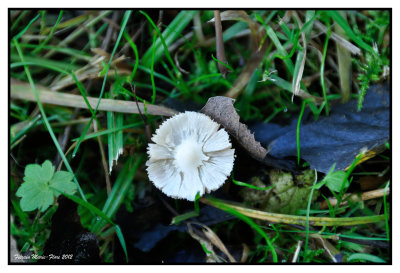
[16,160,77,212]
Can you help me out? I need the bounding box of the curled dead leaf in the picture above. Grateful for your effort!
[200,96,268,161]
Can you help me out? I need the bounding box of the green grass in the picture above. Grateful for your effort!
[10,9,390,264]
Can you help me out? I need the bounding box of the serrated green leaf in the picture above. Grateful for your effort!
[16,161,76,212]
[17,180,54,212]
[41,160,55,181]
[24,160,54,184]
[325,171,349,192]
[50,171,77,196]
[24,164,43,183]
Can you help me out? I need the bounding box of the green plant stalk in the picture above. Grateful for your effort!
[11,61,72,75]
[303,169,317,262]
[171,211,199,225]
[187,73,222,85]
[232,176,275,191]
[140,10,197,67]
[11,199,30,229]
[72,121,145,141]
[71,73,101,127]
[68,22,108,67]
[201,197,386,227]
[41,12,89,34]
[43,10,112,58]
[266,26,294,75]
[211,54,234,73]
[19,43,91,61]
[137,64,176,86]
[297,100,307,165]
[150,33,157,104]
[33,10,64,54]
[13,39,86,201]
[201,243,213,255]
[326,11,375,54]
[12,13,40,41]
[334,153,363,212]
[140,10,179,73]
[320,28,331,115]
[123,31,139,82]
[11,114,41,145]
[11,10,31,31]
[139,10,190,96]
[92,155,144,233]
[70,10,132,158]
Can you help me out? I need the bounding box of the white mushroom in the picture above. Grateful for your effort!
[146,111,235,201]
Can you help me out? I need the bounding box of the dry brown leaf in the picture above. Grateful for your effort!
[201,224,236,262]
[200,96,268,161]
[187,222,236,263]
[186,223,224,263]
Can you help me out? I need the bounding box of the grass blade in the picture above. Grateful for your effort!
[141,10,198,67]
[12,13,40,41]
[92,155,144,233]
[320,27,332,115]
[32,10,64,54]
[297,100,307,165]
[347,253,386,263]
[70,10,131,158]
[13,38,86,201]
[326,11,375,54]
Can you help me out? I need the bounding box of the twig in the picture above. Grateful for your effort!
[101,11,120,52]
[11,79,178,117]
[213,10,229,78]
[291,240,303,263]
[201,197,386,227]
[44,11,112,59]
[320,188,390,209]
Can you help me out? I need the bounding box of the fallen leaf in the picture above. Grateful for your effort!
[239,169,318,214]
[251,83,389,173]
[201,96,297,172]
[200,96,268,161]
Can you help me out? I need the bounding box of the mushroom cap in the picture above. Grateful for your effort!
[146,111,235,201]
